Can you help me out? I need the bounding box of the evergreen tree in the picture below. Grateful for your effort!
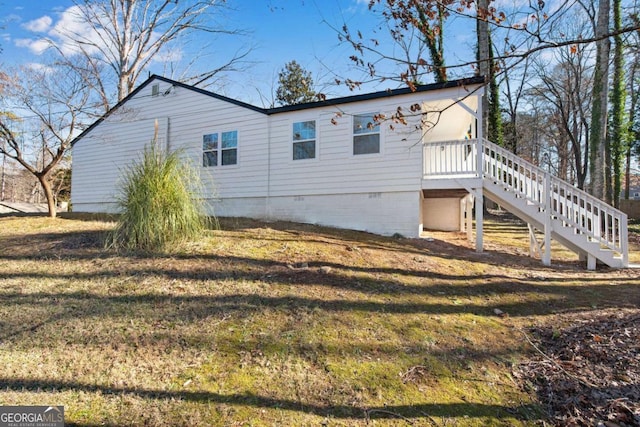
[275,61,317,106]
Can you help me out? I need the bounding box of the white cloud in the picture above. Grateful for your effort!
[153,47,183,63]
[13,4,185,68]
[22,16,53,33]
[14,38,51,55]
[48,5,185,63]
[14,38,32,48]
[48,5,104,56]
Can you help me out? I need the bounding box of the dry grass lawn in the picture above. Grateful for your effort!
[0,214,638,426]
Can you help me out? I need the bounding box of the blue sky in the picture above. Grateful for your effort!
[1,0,478,105]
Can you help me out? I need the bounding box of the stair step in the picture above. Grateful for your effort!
[483,177,626,269]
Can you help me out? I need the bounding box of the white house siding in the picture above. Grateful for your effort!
[421,90,479,142]
[165,100,269,202]
[249,96,427,237]
[72,80,270,213]
[72,76,482,238]
[71,116,168,212]
[266,100,424,197]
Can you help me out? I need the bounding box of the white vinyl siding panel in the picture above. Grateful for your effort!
[149,88,268,199]
[72,76,482,238]
[72,83,269,210]
[267,100,423,197]
[71,117,168,205]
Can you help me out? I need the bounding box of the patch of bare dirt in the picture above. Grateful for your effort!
[515,309,640,426]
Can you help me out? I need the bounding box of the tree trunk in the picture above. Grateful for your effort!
[1,152,6,201]
[625,145,631,199]
[609,0,625,208]
[477,0,490,140]
[488,34,504,147]
[588,0,611,201]
[626,53,639,200]
[38,175,57,218]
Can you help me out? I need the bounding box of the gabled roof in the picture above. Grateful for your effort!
[72,74,485,146]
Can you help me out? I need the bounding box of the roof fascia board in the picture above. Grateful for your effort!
[265,76,486,115]
[152,75,267,114]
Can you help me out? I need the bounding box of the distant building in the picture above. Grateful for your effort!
[622,174,640,200]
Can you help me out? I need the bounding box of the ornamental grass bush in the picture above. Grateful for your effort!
[107,143,208,252]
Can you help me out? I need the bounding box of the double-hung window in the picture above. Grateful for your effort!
[203,130,238,167]
[353,113,380,155]
[292,120,316,160]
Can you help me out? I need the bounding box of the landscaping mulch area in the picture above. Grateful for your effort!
[515,309,640,426]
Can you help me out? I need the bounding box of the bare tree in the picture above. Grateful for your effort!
[626,30,640,199]
[0,65,92,217]
[500,53,531,154]
[334,3,640,170]
[373,0,449,84]
[527,17,595,189]
[476,0,491,140]
[52,0,248,110]
[0,1,250,217]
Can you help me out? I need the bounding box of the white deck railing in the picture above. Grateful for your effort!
[423,140,478,177]
[423,139,629,265]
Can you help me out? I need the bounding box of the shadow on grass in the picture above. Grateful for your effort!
[0,253,637,304]
[4,211,637,287]
[2,216,634,425]
[1,286,638,348]
[1,280,638,317]
[0,376,539,422]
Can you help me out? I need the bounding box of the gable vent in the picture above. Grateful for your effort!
[151,83,160,97]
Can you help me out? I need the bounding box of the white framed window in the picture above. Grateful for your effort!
[203,130,238,167]
[292,120,316,160]
[353,113,380,155]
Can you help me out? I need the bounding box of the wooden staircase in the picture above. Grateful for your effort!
[423,139,629,269]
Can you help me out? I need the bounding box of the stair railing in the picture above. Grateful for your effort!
[480,139,628,266]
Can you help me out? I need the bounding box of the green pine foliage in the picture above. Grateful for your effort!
[108,143,208,252]
[275,60,316,106]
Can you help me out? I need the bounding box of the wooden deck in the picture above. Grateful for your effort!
[421,139,629,269]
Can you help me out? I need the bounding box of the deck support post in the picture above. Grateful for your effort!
[459,198,466,233]
[474,137,484,253]
[528,224,540,258]
[466,195,474,243]
[475,190,483,252]
[542,173,551,266]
